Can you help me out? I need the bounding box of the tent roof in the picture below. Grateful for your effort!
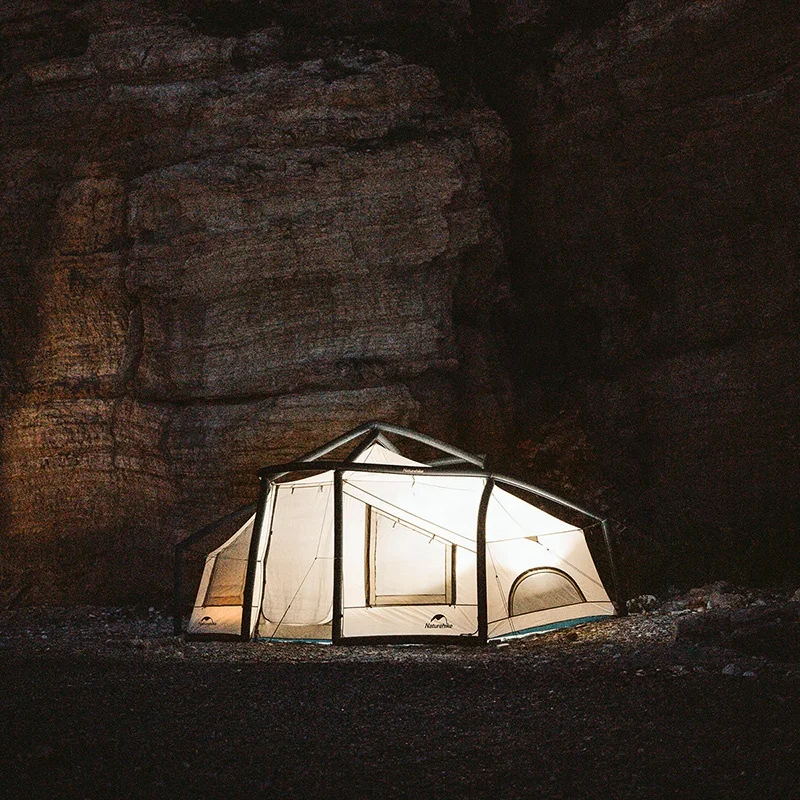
[283,440,425,486]
[275,421,486,473]
[351,441,424,468]
[258,422,605,525]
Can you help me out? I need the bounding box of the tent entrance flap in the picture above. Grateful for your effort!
[257,479,334,639]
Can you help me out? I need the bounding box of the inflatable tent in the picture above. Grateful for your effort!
[177,422,620,644]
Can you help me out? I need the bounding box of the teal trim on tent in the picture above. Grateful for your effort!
[254,637,333,644]
[489,615,610,642]
[253,616,609,646]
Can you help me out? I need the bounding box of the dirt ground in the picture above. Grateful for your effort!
[1,603,798,800]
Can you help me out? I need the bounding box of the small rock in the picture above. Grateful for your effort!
[708,580,732,594]
[662,598,692,612]
[791,588,800,603]
[707,591,747,611]
[627,594,658,613]
[722,663,741,677]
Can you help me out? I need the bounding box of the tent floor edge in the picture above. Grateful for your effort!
[336,635,484,646]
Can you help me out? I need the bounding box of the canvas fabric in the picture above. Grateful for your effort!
[187,516,254,636]
[189,441,613,641]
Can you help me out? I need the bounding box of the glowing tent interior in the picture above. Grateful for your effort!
[176,422,621,644]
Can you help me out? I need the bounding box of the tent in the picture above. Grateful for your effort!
[176,422,621,644]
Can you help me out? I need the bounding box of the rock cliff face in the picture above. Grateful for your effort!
[0,0,511,602]
[1,0,798,603]
[479,0,799,585]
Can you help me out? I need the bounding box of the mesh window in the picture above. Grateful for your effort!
[202,518,253,607]
[368,508,454,606]
[509,568,586,617]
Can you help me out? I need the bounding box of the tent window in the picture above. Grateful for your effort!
[203,556,247,607]
[508,568,585,617]
[366,508,454,606]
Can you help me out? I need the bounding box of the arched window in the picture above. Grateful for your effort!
[508,567,585,617]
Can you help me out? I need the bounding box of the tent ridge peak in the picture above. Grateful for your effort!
[276,420,487,470]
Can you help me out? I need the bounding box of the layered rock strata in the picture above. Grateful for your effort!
[482,0,800,584]
[0,1,511,602]
[2,0,798,602]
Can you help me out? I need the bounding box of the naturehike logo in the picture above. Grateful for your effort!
[425,614,453,630]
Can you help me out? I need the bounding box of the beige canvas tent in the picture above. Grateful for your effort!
[176,422,620,644]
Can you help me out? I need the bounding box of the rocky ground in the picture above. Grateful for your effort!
[1,584,798,799]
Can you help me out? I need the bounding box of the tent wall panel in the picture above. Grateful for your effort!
[187,516,255,637]
[455,543,478,607]
[483,487,611,638]
[257,621,332,641]
[342,475,484,550]
[487,601,615,639]
[342,493,369,610]
[340,472,483,639]
[187,604,244,638]
[486,486,582,541]
[341,605,478,638]
[260,481,333,628]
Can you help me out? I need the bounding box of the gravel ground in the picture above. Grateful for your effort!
[1,601,798,799]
